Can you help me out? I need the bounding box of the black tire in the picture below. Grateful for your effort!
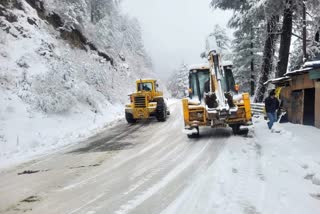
[187,127,200,138]
[156,99,167,122]
[125,112,136,124]
[230,124,240,135]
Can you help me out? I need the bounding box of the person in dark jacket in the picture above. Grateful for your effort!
[265,90,280,129]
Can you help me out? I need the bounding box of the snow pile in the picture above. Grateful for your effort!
[163,117,320,213]
[0,0,153,168]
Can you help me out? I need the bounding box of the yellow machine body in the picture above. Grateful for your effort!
[125,79,168,123]
[182,52,252,135]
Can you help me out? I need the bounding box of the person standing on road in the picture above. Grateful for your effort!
[265,90,280,130]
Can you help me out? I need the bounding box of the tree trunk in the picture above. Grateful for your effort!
[276,0,293,78]
[302,1,307,60]
[91,1,96,23]
[254,16,278,102]
[250,28,255,96]
[251,57,255,95]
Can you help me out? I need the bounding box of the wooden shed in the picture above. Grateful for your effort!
[269,63,320,128]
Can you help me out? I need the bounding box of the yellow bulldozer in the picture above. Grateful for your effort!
[125,79,169,123]
[182,50,252,137]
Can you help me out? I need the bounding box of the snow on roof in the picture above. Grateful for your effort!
[285,67,313,76]
[221,60,233,66]
[189,63,210,70]
[284,59,320,77]
[264,76,291,85]
[303,60,320,68]
[189,61,233,71]
[136,78,156,82]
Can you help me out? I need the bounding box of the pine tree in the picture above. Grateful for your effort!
[232,27,263,94]
[167,63,189,98]
[206,24,230,52]
[211,0,320,101]
[211,0,267,96]
[289,0,320,69]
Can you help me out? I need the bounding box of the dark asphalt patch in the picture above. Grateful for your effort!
[69,122,142,154]
[17,169,49,175]
[69,164,101,169]
[310,193,320,200]
[18,170,40,175]
[21,196,40,203]
[304,173,314,180]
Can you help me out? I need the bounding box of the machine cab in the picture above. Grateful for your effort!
[188,65,210,102]
[188,64,236,102]
[136,79,157,93]
[134,79,163,99]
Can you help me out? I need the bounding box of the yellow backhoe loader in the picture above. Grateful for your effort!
[182,50,252,137]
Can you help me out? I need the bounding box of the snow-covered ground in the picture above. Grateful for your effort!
[1,100,320,213]
[0,89,124,169]
[163,116,320,214]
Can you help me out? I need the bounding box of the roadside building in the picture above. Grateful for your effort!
[266,61,320,128]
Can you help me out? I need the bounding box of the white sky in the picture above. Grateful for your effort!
[121,0,233,80]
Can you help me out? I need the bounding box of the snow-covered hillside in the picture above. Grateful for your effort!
[0,0,153,168]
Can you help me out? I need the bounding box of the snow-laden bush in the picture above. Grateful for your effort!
[312,173,320,186]
[0,30,7,44]
[17,71,34,104]
[0,68,13,89]
[71,82,101,113]
[34,90,75,113]
[42,0,152,72]
[29,46,131,114]
[32,66,76,113]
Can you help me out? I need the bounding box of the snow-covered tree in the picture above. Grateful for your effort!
[90,0,115,24]
[206,24,230,52]
[211,0,267,96]
[167,63,189,98]
[44,0,152,72]
[232,27,264,94]
[211,0,320,101]
[290,1,320,69]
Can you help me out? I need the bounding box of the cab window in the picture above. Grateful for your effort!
[138,82,153,91]
[189,70,210,101]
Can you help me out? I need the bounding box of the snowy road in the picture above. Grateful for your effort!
[0,102,235,214]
